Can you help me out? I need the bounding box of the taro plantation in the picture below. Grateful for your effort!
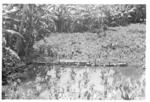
[2,4,146,99]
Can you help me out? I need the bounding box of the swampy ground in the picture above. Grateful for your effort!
[2,23,145,100]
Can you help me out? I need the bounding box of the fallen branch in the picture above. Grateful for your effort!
[18,61,128,68]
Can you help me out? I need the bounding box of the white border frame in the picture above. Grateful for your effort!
[0,0,149,102]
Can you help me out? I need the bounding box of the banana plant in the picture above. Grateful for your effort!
[3,4,52,61]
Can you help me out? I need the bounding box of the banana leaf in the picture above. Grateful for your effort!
[3,29,24,39]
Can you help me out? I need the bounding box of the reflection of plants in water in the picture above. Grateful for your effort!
[3,66,145,99]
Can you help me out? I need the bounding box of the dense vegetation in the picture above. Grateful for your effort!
[2,4,145,99]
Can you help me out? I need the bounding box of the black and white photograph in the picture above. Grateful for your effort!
[2,3,146,100]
